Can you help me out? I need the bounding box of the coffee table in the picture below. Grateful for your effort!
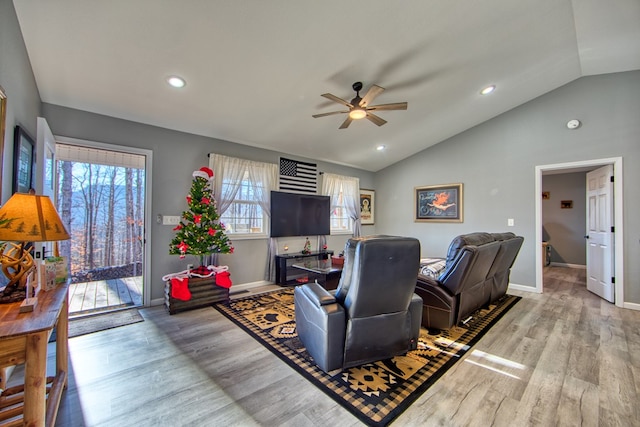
[291,259,343,290]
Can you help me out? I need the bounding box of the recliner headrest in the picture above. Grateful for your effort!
[445,232,495,267]
[490,232,516,241]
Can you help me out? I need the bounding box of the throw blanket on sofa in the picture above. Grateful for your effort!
[419,257,446,278]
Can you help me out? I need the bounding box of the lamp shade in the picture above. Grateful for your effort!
[0,193,70,242]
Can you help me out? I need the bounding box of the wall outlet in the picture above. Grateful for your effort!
[507,218,515,227]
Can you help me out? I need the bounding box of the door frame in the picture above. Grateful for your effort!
[55,135,154,307]
[534,157,623,307]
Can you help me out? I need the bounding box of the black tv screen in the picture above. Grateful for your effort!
[270,191,330,238]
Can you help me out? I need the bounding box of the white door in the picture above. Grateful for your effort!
[34,117,58,259]
[586,165,614,302]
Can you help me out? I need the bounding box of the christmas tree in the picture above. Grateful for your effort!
[169,167,234,266]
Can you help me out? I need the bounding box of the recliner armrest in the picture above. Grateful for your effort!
[415,274,455,310]
[301,282,336,306]
[417,273,440,288]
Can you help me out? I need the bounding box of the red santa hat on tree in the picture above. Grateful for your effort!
[192,166,214,180]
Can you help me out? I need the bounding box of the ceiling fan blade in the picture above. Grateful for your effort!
[339,116,353,129]
[366,112,387,127]
[360,85,385,107]
[366,102,408,111]
[321,93,353,108]
[312,110,348,118]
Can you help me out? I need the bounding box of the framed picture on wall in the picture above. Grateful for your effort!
[359,189,375,225]
[414,183,463,222]
[13,126,35,194]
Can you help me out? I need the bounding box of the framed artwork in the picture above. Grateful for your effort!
[415,183,463,222]
[561,200,573,209]
[359,189,375,225]
[13,126,35,194]
[0,86,6,198]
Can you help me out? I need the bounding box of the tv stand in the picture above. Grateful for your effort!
[275,250,333,286]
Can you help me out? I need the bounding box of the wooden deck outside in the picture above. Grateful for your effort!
[68,276,142,317]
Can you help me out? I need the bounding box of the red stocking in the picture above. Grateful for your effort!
[215,271,232,288]
[171,277,191,301]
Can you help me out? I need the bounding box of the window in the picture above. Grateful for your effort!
[209,153,278,239]
[322,172,360,236]
[219,170,266,235]
[330,183,353,234]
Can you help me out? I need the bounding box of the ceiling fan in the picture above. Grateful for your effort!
[312,81,408,129]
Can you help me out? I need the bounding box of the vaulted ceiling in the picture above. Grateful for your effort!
[13,0,640,171]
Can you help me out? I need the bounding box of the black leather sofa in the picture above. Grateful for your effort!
[414,232,523,330]
[294,235,423,373]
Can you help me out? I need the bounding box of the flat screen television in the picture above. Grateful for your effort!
[270,191,330,238]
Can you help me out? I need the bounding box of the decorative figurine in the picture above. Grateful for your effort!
[302,237,311,254]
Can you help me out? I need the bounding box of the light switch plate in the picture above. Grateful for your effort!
[507,218,515,227]
[162,215,181,225]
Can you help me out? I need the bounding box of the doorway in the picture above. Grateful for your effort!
[534,157,624,307]
[54,137,153,317]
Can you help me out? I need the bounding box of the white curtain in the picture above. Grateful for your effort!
[247,162,279,281]
[209,153,279,279]
[209,154,246,215]
[322,172,361,237]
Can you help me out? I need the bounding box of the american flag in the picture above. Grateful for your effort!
[279,157,318,194]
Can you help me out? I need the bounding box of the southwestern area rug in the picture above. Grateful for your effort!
[214,288,520,426]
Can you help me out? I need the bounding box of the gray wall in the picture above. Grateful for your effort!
[542,172,587,265]
[41,103,375,301]
[0,0,42,201]
[376,71,640,303]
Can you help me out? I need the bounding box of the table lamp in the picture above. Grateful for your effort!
[0,193,70,306]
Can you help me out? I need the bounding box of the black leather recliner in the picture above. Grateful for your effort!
[414,232,523,330]
[294,235,423,373]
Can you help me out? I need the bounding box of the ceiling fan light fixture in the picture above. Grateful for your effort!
[349,108,367,120]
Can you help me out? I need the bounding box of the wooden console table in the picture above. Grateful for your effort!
[0,283,69,427]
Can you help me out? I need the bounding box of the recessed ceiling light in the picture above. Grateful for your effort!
[167,76,186,88]
[376,145,386,151]
[480,85,496,95]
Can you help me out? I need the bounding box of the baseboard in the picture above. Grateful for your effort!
[623,301,640,311]
[508,282,540,293]
[150,297,165,307]
[230,280,272,293]
[549,262,586,269]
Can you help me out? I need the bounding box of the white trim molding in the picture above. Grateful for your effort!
[535,157,624,307]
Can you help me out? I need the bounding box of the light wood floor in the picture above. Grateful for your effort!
[68,277,142,317]
[17,267,639,426]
